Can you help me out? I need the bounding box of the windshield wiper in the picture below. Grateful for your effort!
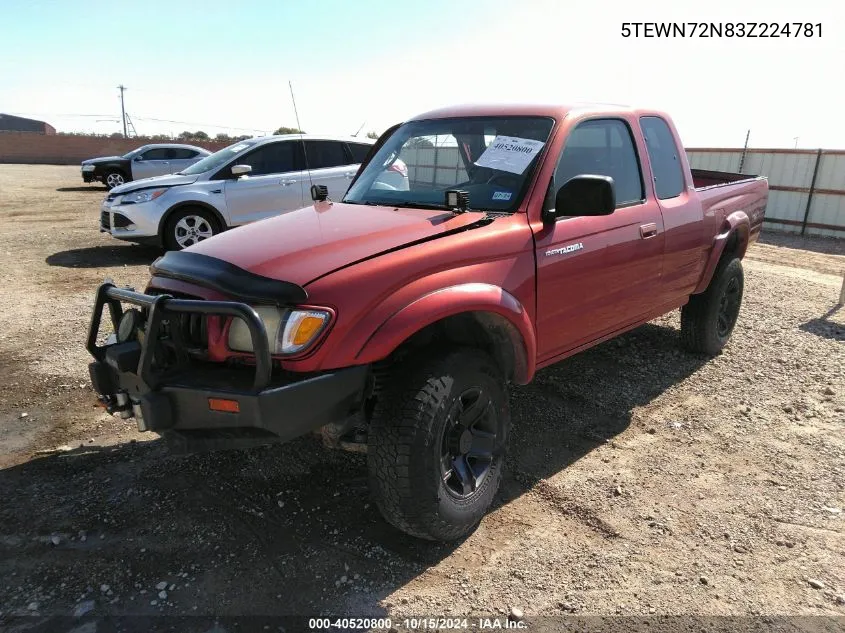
[391,201,453,211]
[343,200,449,210]
[344,199,489,214]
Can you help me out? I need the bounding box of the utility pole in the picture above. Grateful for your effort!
[117,84,128,138]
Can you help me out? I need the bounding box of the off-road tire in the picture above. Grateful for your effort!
[367,348,510,541]
[163,207,220,251]
[104,170,127,190]
[681,257,744,356]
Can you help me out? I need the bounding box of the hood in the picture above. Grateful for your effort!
[82,156,124,165]
[111,173,199,195]
[186,202,486,287]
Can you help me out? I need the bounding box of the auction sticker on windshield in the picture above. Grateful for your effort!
[474,136,545,175]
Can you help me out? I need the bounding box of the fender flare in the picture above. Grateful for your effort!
[693,210,750,294]
[158,201,228,242]
[355,283,537,384]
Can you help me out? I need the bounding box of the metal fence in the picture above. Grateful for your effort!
[686,148,845,238]
[400,146,466,188]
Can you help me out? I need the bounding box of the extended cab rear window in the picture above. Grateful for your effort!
[640,116,685,200]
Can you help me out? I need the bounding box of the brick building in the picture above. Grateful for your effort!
[0,113,56,134]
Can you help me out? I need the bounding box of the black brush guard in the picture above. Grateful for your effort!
[85,283,368,453]
[87,283,273,392]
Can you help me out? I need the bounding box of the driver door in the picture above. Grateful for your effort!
[533,117,665,362]
[131,147,172,180]
[223,140,306,225]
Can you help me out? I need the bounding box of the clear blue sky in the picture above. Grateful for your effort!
[2,0,843,148]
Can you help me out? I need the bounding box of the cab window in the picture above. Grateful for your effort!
[552,118,644,208]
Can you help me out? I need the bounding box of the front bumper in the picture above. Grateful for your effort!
[100,197,165,239]
[87,284,368,452]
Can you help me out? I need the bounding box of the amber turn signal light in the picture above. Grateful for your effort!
[208,398,240,413]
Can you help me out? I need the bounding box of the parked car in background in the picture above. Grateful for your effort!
[82,144,211,190]
[99,134,384,250]
[86,103,766,540]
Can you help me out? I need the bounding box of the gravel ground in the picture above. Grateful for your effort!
[0,166,843,630]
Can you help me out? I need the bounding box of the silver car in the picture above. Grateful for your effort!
[100,135,380,250]
[81,143,211,189]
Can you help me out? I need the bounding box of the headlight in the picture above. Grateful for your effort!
[228,307,331,355]
[120,188,168,205]
[81,164,96,172]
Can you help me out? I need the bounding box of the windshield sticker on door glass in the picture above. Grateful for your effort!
[474,136,545,175]
[492,190,512,201]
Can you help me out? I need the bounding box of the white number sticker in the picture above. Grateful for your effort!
[474,136,545,175]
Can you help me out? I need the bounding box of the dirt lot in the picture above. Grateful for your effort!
[0,165,843,630]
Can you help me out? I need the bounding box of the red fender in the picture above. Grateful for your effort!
[354,283,537,384]
[692,211,750,295]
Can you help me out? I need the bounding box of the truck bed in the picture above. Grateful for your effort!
[691,168,761,190]
[691,169,768,245]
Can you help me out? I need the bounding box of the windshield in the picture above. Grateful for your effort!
[121,145,150,159]
[343,116,555,212]
[179,139,259,175]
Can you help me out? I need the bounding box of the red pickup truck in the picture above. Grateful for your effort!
[86,103,767,541]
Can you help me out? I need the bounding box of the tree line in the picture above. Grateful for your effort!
[62,126,384,142]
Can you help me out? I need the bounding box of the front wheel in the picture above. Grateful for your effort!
[104,170,126,190]
[681,257,744,356]
[163,207,220,251]
[367,348,510,541]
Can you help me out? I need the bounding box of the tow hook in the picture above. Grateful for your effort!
[320,412,368,453]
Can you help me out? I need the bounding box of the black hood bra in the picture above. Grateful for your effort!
[150,251,308,306]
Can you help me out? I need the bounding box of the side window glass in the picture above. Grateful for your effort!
[239,142,301,176]
[554,119,643,207]
[140,148,169,160]
[239,146,269,175]
[304,141,348,169]
[640,116,685,199]
[348,143,372,163]
[169,148,197,159]
[262,142,299,174]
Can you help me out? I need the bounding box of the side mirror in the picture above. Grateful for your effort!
[231,164,252,177]
[134,156,143,161]
[544,175,616,222]
[310,184,329,201]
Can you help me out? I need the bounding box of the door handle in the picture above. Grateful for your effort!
[640,223,658,239]
[344,172,355,179]
[280,179,298,186]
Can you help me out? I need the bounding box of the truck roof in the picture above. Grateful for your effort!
[409,102,666,121]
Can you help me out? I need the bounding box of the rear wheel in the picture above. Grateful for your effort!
[367,348,509,541]
[681,257,744,356]
[104,170,126,190]
[163,207,220,251]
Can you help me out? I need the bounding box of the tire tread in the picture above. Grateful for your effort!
[367,348,506,541]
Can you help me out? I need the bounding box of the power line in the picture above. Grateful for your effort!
[7,110,269,136]
[6,111,264,132]
[5,112,115,118]
[132,116,268,134]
